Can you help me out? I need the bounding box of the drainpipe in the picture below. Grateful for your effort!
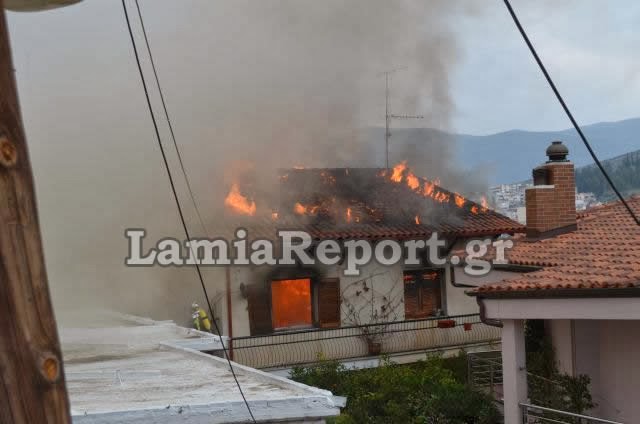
[476,297,503,328]
[225,266,234,360]
[449,260,478,289]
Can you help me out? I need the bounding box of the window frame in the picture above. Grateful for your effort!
[269,277,315,331]
[402,268,445,319]
[249,268,342,334]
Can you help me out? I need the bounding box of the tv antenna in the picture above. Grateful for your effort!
[378,67,424,169]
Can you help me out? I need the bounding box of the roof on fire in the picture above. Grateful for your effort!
[221,168,525,240]
[467,195,640,297]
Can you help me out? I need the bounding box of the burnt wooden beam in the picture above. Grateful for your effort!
[0,3,71,423]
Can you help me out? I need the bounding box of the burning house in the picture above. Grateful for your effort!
[209,163,524,370]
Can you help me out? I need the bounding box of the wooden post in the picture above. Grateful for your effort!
[0,3,71,423]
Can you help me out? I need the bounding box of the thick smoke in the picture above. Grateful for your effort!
[9,0,475,326]
[177,0,466,200]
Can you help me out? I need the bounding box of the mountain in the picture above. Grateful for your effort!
[373,117,640,185]
[575,149,640,201]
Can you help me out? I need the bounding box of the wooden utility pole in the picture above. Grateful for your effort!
[0,2,71,423]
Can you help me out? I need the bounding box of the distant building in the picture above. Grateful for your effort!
[490,181,600,222]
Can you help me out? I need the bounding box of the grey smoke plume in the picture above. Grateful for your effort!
[9,0,474,325]
[175,0,464,197]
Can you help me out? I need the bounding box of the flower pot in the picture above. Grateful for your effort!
[463,322,473,331]
[367,340,382,356]
[437,319,456,329]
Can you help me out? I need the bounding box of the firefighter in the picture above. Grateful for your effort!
[191,302,212,332]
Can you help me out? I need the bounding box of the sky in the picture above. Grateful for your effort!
[4,0,639,321]
[7,0,640,136]
[451,1,640,134]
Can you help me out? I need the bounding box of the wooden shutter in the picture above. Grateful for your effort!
[247,283,272,335]
[421,284,441,316]
[404,269,443,319]
[317,278,341,328]
[404,280,421,319]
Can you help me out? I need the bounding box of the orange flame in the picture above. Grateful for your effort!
[294,202,307,215]
[415,215,420,225]
[423,181,435,197]
[224,183,256,216]
[480,196,489,212]
[390,161,407,183]
[471,205,479,214]
[434,191,450,203]
[454,193,465,208]
[294,202,319,215]
[346,207,352,223]
[406,172,420,190]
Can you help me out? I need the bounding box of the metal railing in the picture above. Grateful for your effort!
[521,403,624,424]
[229,313,500,369]
[468,350,503,399]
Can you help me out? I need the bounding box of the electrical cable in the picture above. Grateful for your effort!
[121,1,257,421]
[133,0,211,237]
[502,0,640,225]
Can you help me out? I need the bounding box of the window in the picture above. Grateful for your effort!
[403,269,443,319]
[271,278,313,329]
[246,276,341,335]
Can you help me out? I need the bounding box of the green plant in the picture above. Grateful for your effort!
[291,354,499,423]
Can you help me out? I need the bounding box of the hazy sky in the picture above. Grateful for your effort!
[451,1,640,134]
[7,0,640,136]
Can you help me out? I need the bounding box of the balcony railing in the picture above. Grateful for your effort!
[468,350,503,399]
[521,403,623,424]
[229,313,500,369]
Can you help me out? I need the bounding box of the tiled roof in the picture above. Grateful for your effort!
[471,196,640,296]
[221,168,524,240]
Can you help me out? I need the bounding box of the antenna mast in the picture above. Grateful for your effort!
[379,67,423,169]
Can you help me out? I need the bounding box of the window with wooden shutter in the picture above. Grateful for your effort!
[317,278,341,328]
[247,282,272,335]
[403,269,443,319]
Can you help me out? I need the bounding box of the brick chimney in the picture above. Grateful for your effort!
[525,141,577,238]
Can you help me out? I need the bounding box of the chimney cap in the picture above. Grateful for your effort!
[546,140,569,162]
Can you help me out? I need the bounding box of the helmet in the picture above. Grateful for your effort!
[192,302,199,310]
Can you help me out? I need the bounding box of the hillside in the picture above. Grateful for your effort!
[575,149,640,201]
[372,117,640,185]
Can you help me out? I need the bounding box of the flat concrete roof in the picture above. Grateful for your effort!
[61,315,341,423]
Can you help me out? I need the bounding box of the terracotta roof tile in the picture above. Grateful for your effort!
[470,196,640,296]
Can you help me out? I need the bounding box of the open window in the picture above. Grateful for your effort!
[247,275,341,335]
[403,269,443,319]
[271,278,313,330]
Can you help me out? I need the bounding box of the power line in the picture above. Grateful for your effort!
[502,0,640,226]
[133,0,210,237]
[120,1,257,422]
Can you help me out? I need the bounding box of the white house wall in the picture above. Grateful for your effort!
[448,267,522,316]
[551,319,640,423]
[548,319,575,376]
[221,262,516,339]
[595,320,640,422]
